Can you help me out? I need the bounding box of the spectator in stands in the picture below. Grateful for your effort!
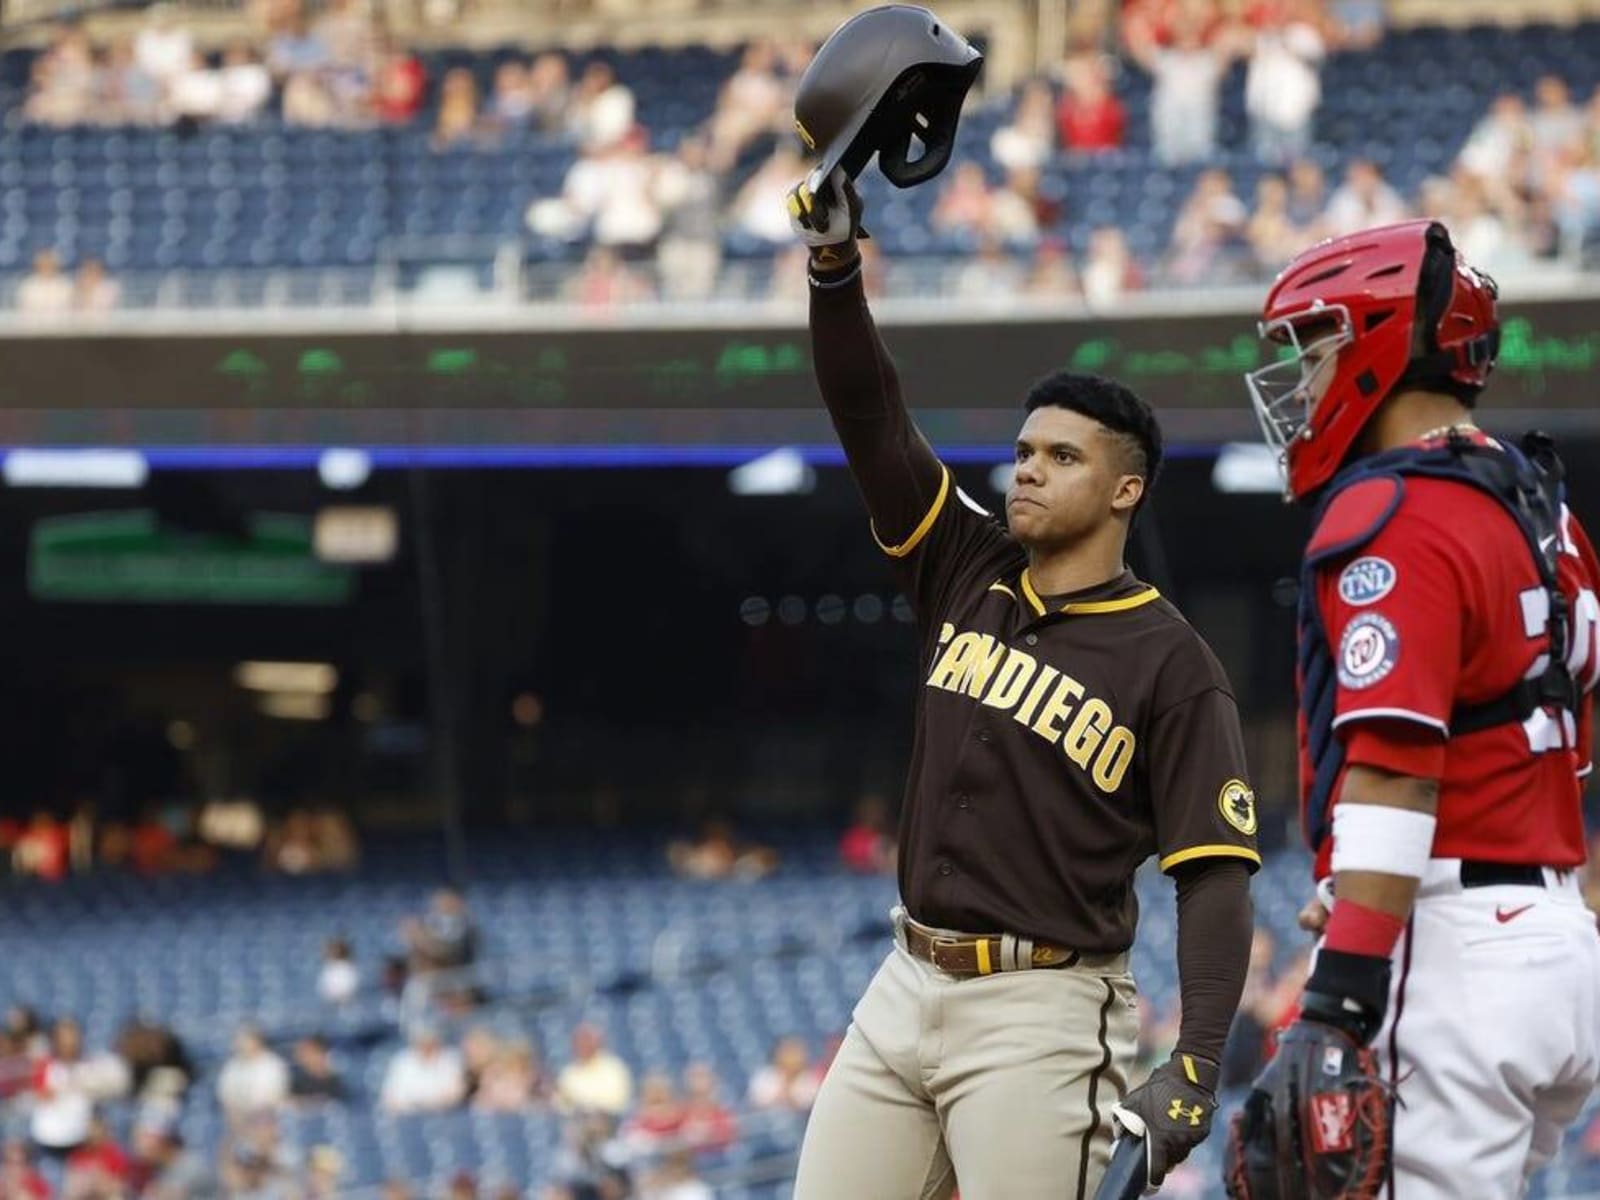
[638,1149,713,1200]
[303,1145,344,1200]
[24,25,98,127]
[567,61,636,153]
[433,68,485,149]
[992,80,1057,174]
[1459,93,1534,185]
[0,1141,49,1200]
[653,135,723,302]
[932,162,994,238]
[219,1121,298,1200]
[403,888,479,975]
[217,44,274,124]
[954,236,1025,302]
[677,1064,737,1154]
[167,46,225,125]
[134,6,195,87]
[1082,225,1142,308]
[526,52,571,133]
[216,1027,290,1124]
[1221,927,1278,1089]
[1244,3,1326,164]
[556,1024,633,1117]
[99,36,161,125]
[731,145,807,245]
[267,12,331,82]
[288,1037,346,1106]
[318,937,360,1005]
[1551,143,1600,256]
[839,794,895,874]
[113,1018,192,1107]
[1284,157,1328,234]
[13,810,70,878]
[1165,166,1250,285]
[63,1114,131,1197]
[283,68,339,127]
[487,58,537,129]
[666,820,776,881]
[473,1039,545,1113]
[1532,74,1586,162]
[1322,157,1408,235]
[989,167,1047,242]
[0,1033,31,1100]
[461,1026,501,1098]
[1246,173,1302,275]
[1127,9,1249,166]
[747,1036,819,1113]
[31,1018,95,1159]
[1055,55,1125,153]
[313,0,373,72]
[1025,237,1081,298]
[6,1007,47,1057]
[572,130,665,253]
[621,1073,687,1154]
[373,38,426,124]
[706,41,786,172]
[549,1112,632,1198]
[379,1026,466,1114]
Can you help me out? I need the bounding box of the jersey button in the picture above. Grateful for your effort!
[938,861,954,876]
[1025,634,1038,646]
[956,793,970,809]
[976,729,992,744]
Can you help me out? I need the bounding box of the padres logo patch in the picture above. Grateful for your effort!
[1218,779,1257,835]
[1338,556,1396,606]
[1338,612,1398,689]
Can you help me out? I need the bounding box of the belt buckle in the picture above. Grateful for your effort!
[929,935,964,974]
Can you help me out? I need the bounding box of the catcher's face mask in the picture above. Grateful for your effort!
[1245,305,1354,501]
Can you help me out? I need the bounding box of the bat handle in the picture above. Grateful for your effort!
[1092,1134,1149,1200]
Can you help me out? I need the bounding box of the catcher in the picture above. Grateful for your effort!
[1225,221,1600,1198]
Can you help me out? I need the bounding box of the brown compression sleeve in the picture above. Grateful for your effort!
[1171,858,1254,1067]
[808,264,945,545]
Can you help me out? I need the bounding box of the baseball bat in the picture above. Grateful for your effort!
[1092,1135,1148,1200]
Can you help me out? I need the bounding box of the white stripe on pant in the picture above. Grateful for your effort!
[793,913,1140,1200]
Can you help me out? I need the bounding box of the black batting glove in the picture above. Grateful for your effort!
[1111,1053,1219,1189]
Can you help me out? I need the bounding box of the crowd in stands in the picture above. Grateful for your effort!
[10,0,1600,312]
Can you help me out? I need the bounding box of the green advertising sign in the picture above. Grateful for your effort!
[30,510,354,605]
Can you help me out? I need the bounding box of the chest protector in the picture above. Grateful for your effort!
[1298,431,1577,854]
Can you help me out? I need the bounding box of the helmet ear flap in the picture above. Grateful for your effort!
[1413,226,1458,355]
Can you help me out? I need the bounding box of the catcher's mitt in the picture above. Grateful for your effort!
[1223,1020,1392,1200]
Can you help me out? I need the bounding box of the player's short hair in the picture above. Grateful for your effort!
[1021,371,1164,506]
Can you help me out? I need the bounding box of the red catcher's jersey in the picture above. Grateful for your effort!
[1301,437,1600,873]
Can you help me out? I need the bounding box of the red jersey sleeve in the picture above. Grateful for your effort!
[1314,502,1466,778]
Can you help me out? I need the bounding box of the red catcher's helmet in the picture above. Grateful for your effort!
[1245,220,1500,501]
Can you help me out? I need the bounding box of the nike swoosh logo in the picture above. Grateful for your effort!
[1495,904,1536,924]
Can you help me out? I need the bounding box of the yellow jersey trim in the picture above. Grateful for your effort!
[873,463,951,559]
[987,581,1017,601]
[1158,844,1263,873]
[1019,572,1163,617]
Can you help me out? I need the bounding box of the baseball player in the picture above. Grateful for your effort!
[1225,220,1600,1198]
[784,170,1259,1200]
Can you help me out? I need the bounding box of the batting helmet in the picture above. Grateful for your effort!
[794,4,983,196]
[1245,220,1500,501]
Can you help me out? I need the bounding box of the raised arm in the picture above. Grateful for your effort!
[789,171,946,546]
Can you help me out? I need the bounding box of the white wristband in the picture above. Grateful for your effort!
[1329,803,1437,879]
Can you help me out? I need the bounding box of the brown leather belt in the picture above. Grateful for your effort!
[900,917,1082,979]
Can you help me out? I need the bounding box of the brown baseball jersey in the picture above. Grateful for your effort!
[811,268,1260,954]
